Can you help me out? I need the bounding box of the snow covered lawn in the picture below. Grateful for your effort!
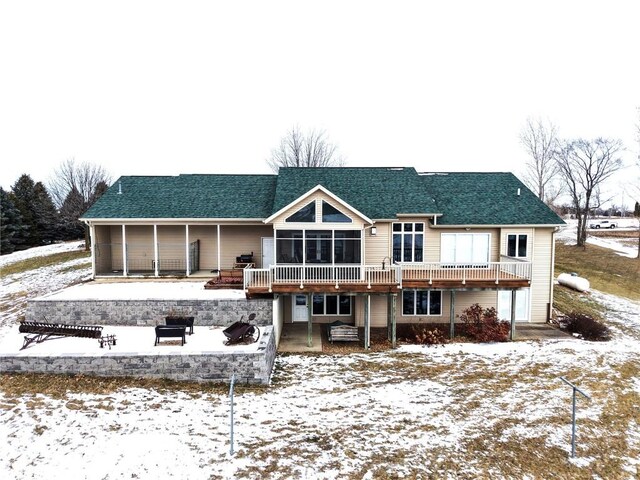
[1,289,638,479]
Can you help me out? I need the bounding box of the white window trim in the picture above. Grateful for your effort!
[401,290,443,316]
[312,294,352,316]
[505,233,529,259]
[440,232,491,264]
[393,222,425,263]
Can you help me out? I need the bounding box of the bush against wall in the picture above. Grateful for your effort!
[460,303,511,342]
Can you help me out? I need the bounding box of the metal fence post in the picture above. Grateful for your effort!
[230,373,236,456]
[559,376,591,458]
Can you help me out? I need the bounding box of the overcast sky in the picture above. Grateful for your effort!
[1,1,639,205]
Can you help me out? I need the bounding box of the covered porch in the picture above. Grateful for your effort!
[90,223,271,278]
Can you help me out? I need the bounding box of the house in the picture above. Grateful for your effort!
[81,167,564,346]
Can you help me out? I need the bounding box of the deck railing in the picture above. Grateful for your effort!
[243,261,531,290]
[244,265,402,290]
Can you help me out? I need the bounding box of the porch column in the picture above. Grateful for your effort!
[122,224,127,277]
[387,294,392,341]
[510,289,517,340]
[217,225,221,272]
[364,294,370,350]
[449,290,456,339]
[89,223,96,279]
[391,293,397,349]
[153,224,159,277]
[307,293,313,347]
[185,224,190,276]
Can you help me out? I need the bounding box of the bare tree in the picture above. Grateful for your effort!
[48,159,112,208]
[555,138,624,247]
[519,117,560,203]
[48,159,111,248]
[267,126,346,172]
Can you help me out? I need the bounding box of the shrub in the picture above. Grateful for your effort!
[411,325,448,346]
[459,303,510,342]
[563,312,611,341]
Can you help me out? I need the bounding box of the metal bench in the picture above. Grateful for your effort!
[154,325,186,346]
[165,316,194,335]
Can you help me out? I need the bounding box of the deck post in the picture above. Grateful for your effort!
[217,224,221,272]
[122,224,127,277]
[307,293,313,347]
[510,289,517,340]
[364,294,370,350]
[89,223,96,279]
[391,293,397,349]
[153,225,159,277]
[185,224,190,276]
[387,295,391,341]
[449,290,456,339]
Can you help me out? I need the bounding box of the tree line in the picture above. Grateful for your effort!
[0,160,110,254]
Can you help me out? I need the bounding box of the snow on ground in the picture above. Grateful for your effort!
[1,240,639,479]
[557,218,639,258]
[0,241,85,269]
[0,289,637,479]
[0,325,260,356]
[43,281,247,301]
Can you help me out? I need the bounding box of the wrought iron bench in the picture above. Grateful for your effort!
[19,321,103,350]
[154,325,186,346]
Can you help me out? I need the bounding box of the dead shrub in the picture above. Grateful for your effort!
[460,303,510,342]
[562,312,611,341]
[411,325,448,346]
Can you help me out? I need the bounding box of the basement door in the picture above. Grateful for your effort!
[292,295,309,323]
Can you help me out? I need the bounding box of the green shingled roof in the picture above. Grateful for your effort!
[82,168,563,226]
[273,167,438,218]
[419,172,564,225]
[82,174,277,219]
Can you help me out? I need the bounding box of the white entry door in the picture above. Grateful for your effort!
[262,237,275,268]
[498,290,530,322]
[292,295,309,322]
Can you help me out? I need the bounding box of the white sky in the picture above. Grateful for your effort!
[1,0,639,204]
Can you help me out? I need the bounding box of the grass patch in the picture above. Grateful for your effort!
[58,261,92,273]
[554,241,640,300]
[1,249,90,277]
[554,285,605,320]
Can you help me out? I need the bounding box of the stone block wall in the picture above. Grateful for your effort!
[26,298,273,327]
[0,327,276,385]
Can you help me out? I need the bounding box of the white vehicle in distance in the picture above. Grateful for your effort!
[589,220,617,229]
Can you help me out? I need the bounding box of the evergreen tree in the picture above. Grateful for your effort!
[33,182,60,244]
[59,186,85,240]
[0,187,24,254]
[9,174,37,249]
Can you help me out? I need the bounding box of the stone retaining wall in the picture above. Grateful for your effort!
[0,327,276,385]
[26,298,273,327]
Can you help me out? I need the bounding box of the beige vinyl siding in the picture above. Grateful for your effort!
[156,225,186,269]
[365,222,390,264]
[219,225,272,269]
[500,228,534,259]
[431,228,500,262]
[530,228,553,323]
[188,226,218,271]
[110,226,123,270]
[271,191,367,230]
[94,226,113,273]
[354,294,389,327]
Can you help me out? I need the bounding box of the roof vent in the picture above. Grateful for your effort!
[517,188,521,196]
[118,182,122,195]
